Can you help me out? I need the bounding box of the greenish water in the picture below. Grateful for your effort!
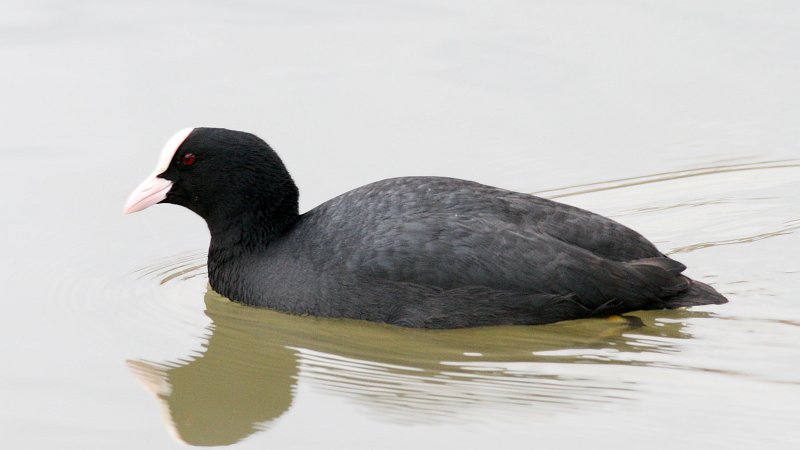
[1,1,799,449]
[128,293,712,446]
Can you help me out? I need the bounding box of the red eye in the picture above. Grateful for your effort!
[182,153,196,165]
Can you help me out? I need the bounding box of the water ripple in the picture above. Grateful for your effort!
[534,159,800,199]
[671,218,800,254]
[133,250,208,285]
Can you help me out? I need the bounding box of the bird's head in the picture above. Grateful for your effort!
[125,127,298,233]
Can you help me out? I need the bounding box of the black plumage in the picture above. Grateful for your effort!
[144,127,726,328]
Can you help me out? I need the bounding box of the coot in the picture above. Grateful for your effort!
[125,128,726,328]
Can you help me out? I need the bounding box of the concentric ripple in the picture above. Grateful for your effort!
[133,250,208,285]
[40,246,212,349]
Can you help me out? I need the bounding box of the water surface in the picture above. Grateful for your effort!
[1,1,799,449]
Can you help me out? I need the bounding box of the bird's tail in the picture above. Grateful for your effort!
[661,277,728,308]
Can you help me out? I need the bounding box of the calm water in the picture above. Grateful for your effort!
[2,1,799,449]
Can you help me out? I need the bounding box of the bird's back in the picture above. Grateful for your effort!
[226,177,720,327]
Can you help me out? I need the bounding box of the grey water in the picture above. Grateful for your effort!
[1,1,799,449]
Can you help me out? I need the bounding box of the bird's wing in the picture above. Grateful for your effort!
[302,177,688,310]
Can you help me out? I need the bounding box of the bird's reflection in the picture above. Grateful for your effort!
[129,289,712,446]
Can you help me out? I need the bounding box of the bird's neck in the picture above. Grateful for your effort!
[207,194,299,250]
[210,212,296,251]
[205,176,300,249]
[205,191,299,295]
